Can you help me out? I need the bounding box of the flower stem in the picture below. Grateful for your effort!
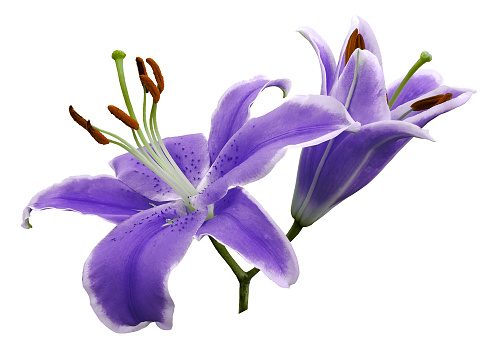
[239,280,251,313]
[209,220,304,313]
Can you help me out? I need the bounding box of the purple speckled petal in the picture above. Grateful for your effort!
[208,76,291,164]
[110,134,209,201]
[298,27,336,96]
[191,95,360,207]
[331,49,390,125]
[336,16,382,79]
[196,187,298,287]
[21,175,163,228]
[391,86,475,126]
[386,69,444,111]
[292,121,434,226]
[83,202,207,333]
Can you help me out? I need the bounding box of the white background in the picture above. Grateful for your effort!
[1,0,494,347]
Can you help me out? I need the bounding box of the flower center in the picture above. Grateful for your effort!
[69,50,198,211]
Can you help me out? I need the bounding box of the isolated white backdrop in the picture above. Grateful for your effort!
[1,0,494,347]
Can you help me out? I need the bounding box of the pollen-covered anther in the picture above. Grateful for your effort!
[108,105,139,130]
[139,75,161,103]
[86,120,109,145]
[136,57,148,77]
[411,93,453,111]
[69,105,88,129]
[146,58,164,93]
[344,29,365,65]
[136,57,149,93]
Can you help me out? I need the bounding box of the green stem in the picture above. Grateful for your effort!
[239,280,251,313]
[209,220,304,313]
[208,236,246,281]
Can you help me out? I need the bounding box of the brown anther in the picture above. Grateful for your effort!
[108,105,139,130]
[146,58,164,93]
[139,75,161,103]
[344,28,359,65]
[69,105,88,129]
[136,57,148,77]
[411,93,453,111]
[386,92,389,105]
[356,33,365,50]
[86,120,109,145]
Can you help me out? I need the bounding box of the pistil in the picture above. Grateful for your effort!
[388,51,432,109]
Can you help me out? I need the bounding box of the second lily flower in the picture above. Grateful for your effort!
[292,17,474,226]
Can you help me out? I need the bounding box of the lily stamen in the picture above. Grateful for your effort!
[86,120,110,145]
[136,57,148,78]
[69,105,88,129]
[344,29,365,65]
[71,50,200,210]
[108,105,139,130]
[411,93,453,111]
[139,75,161,103]
[398,93,453,120]
[146,58,165,93]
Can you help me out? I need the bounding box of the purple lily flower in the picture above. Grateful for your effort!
[22,51,359,333]
[291,17,474,226]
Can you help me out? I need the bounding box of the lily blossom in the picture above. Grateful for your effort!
[291,17,474,226]
[22,51,359,332]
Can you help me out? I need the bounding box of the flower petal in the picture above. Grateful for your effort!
[336,16,382,79]
[292,121,434,226]
[390,85,475,126]
[298,26,336,96]
[21,175,163,228]
[196,187,298,287]
[208,76,291,164]
[83,201,207,333]
[191,95,360,207]
[110,134,209,201]
[332,49,390,125]
[386,69,443,111]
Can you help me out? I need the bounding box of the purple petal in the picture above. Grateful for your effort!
[292,121,434,226]
[110,134,209,201]
[386,69,444,111]
[83,202,207,332]
[196,187,298,287]
[336,16,382,79]
[208,76,291,164]
[298,27,336,96]
[332,49,390,125]
[191,95,360,207]
[22,175,163,228]
[390,86,475,126]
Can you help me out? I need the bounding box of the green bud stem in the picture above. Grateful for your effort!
[388,51,432,109]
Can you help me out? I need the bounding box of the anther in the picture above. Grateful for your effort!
[146,58,164,93]
[139,75,161,103]
[69,105,88,129]
[411,93,453,111]
[108,105,140,130]
[136,57,148,78]
[86,120,110,145]
[344,29,365,65]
